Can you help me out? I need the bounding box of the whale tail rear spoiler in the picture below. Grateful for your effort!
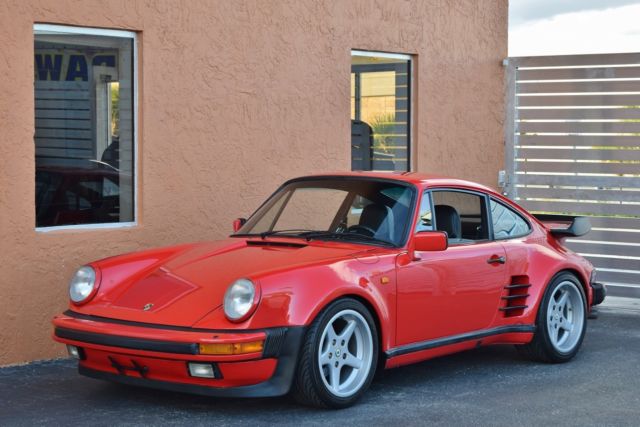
[532,214,591,238]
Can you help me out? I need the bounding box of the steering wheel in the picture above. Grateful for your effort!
[346,224,376,237]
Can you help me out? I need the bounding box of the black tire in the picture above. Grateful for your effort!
[517,272,587,363]
[291,298,379,409]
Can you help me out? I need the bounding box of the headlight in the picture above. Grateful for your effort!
[69,266,97,304]
[223,279,258,321]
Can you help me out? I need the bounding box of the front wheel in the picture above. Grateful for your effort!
[517,272,587,363]
[292,298,378,408]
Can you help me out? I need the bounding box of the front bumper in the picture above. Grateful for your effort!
[591,282,606,306]
[52,311,305,397]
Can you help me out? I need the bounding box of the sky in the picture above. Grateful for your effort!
[509,0,640,56]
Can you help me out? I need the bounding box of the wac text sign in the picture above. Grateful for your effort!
[34,50,117,82]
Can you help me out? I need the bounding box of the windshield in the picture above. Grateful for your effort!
[234,178,416,247]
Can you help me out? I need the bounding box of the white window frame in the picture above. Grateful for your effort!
[351,50,412,61]
[34,24,138,232]
[350,49,414,172]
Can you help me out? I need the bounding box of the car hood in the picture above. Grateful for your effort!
[80,238,376,327]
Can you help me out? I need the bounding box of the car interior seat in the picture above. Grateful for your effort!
[358,203,395,242]
[435,204,461,239]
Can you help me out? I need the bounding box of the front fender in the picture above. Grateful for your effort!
[193,254,398,352]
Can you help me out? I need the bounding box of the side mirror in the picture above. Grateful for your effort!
[233,218,247,232]
[414,231,448,252]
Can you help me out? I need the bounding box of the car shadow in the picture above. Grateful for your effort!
[87,344,530,414]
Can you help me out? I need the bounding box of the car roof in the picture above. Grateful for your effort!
[297,171,498,194]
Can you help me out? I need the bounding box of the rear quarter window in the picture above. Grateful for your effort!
[490,199,531,239]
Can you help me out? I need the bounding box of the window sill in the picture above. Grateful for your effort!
[35,222,137,233]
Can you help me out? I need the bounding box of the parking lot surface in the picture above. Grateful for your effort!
[1,297,639,427]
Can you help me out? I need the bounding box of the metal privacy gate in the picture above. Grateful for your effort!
[504,53,640,298]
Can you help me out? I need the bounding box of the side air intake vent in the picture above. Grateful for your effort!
[500,276,531,317]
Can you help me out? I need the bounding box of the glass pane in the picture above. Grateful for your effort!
[34,31,134,227]
[346,195,370,228]
[433,191,488,241]
[490,200,531,239]
[238,179,415,246]
[415,193,433,232]
[351,53,410,172]
[350,73,356,120]
[274,188,348,231]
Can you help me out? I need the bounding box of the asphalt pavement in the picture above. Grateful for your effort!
[1,297,639,426]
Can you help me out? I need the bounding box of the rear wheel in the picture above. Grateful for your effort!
[517,272,587,363]
[292,298,378,408]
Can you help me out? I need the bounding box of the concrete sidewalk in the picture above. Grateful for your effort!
[1,297,639,426]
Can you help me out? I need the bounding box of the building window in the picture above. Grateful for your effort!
[351,51,411,172]
[34,25,136,229]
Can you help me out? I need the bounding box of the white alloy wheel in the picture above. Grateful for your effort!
[546,280,585,354]
[317,309,374,398]
[516,272,588,363]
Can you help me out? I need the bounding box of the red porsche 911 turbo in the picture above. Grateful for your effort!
[52,172,606,408]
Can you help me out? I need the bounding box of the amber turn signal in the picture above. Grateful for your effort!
[199,340,264,355]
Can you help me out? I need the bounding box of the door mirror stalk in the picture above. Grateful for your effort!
[233,218,247,232]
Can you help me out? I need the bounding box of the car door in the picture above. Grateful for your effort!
[395,189,507,346]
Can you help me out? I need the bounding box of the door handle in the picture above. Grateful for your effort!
[487,255,506,264]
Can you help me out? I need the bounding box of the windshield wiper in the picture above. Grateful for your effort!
[258,229,317,239]
[300,231,395,247]
[236,229,395,247]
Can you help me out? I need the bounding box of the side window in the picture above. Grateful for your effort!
[415,192,433,232]
[432,191,488,242]
[490,199,531,239]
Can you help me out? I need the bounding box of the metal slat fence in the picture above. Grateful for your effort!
[504,53,640,298]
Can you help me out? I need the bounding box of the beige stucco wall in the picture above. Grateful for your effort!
[0,0,507,365]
